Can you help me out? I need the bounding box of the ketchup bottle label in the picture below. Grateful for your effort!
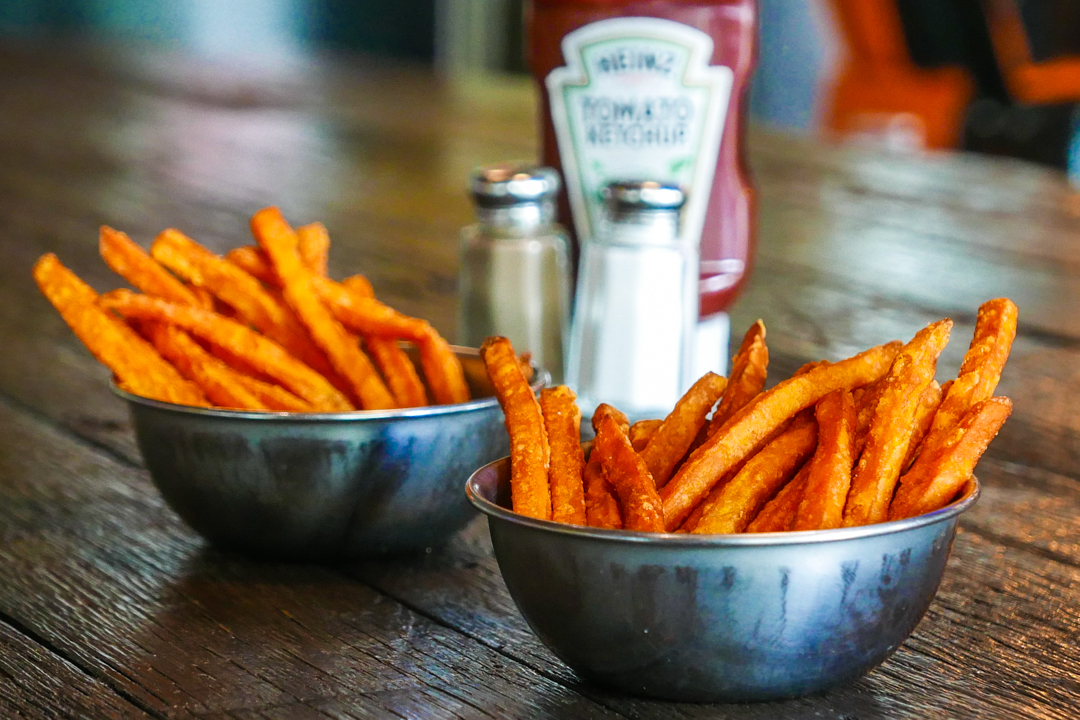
[546,17,734,249]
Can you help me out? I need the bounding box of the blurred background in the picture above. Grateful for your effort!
[1,0,1078,180]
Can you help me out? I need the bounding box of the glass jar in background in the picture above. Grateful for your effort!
[567,181,697,421]
[528,0,758,378]
[458,165,572,381]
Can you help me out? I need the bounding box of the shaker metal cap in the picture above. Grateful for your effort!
[471,165,561,208]
[603,181,686,211]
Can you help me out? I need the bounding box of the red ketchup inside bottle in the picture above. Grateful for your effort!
[528,0,757,373]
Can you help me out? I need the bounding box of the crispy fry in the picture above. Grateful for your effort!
[540,386,587,525]
[660,341,901,530]
[583,454,622,529]
[890,397,1012,519]
[99,226,201,306]
[902,380,943,469]
[224,245,277,285]
[314,276,430,340]
[342,274,374,297]
[252,207,395,410]
[366,337,428,407]
[692,411,818,534]
[707,320,768,436]
[793,390,856,531]
[146,323,268,410]
[593,415,665,532]
[417,329,471,405]
[229,373,313,412]
[100,290,353,411]
[745,464,811,533]
[343,271,428,408]
[33,255,208,406]
[481,336,551,520]
[297,222,330,277]
[958,298,1018,404]
[152,229,339,381]
[843,320,952,527]
[641,372,727,489]
[318,278,468,404]
[592,403,630,434]
[920,299,1018,455]
[629,419,663,452]
[584,405,629,528]
[187,284,215,310]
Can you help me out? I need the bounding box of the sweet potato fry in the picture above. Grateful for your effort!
[187,284,215,310]
[707,320,768,436]
[919,299,1018,456]
[692,411,818,534]
[342,275,375,297]
[890,397,1012,520]
[629,419,663,452]
[641,372,727,489]
[151,229,339,381]
[229,373,313,412]
[593,415,666,532]
[902,380,943,469]
[146,323,268,410]
[481,336,551,520]
[342,271,428,408]
[99,290,354,411]
[318,278,468,404]
[583,455,622,529]
[297,222,330,277]
[843,320,951,527]
[417,330,471,405]
[793,390,856,531]
[313,277,430,340]
[33,255,208,406]
[252,207,395,410]
[660,341,900,530]
[99,226,201,306]
[540,386,587,525]
[745,464,810,533]
[592,403,629,434]
[224,245,278,285]
[958,298,1018,404]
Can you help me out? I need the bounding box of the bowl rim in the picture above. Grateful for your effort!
[466,455,980,547]
[111,346,548,421]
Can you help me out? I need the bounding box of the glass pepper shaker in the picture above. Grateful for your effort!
[458,165,572,381]
[567,181,698,421]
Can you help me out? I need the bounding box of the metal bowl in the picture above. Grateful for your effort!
[467,457,980,702]
[116,347,545,561]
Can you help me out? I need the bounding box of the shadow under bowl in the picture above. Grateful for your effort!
[117,347,542,561]
[467,457,979,703]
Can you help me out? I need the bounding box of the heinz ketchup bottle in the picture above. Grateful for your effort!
[528,0,757,378]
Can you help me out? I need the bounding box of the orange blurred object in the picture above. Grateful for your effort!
[824,0,975,150]
[982,0,1080,106]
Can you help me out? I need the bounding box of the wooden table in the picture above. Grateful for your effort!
[1,40,1078,719]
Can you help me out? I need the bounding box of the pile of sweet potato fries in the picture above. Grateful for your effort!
[481,298,1016,532]
[34,207,469,412]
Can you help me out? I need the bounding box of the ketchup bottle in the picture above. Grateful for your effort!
[528,0,757,377]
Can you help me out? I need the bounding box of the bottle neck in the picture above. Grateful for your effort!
[475,201,556,235]
[600,209,682,246]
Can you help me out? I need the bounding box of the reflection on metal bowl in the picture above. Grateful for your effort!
[117,347,544,561]
[467,455,979,702]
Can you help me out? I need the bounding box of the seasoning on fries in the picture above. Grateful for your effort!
[486,304,1015,533]
[33,208,469,413]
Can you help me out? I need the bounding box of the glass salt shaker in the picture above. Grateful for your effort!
[567,181,698,421]
[458,165,571,381]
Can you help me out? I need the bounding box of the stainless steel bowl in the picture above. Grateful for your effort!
[467,457,980,702]
[116,347,545,561]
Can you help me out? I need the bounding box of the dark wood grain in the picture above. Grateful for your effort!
[1,38,1079,718]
